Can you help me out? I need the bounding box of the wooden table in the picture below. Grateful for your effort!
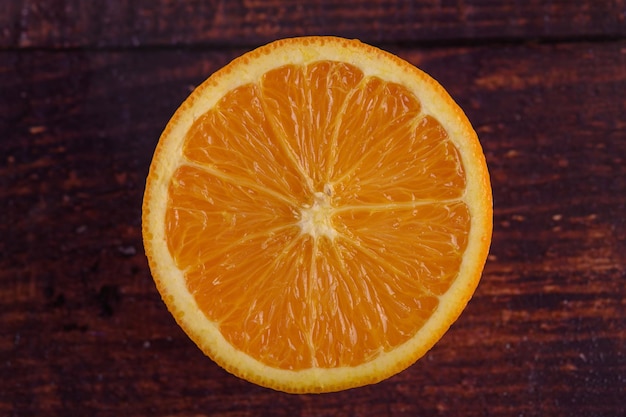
[1,1,625,415]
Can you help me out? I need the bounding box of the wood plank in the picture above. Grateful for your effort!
[1,41,625,415]
[1,0,625,49]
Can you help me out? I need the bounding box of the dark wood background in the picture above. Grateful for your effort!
[1,1,625,416]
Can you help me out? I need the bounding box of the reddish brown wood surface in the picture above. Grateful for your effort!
[1,0,625,48]
[1,1,625,416]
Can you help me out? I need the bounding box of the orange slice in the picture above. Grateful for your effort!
[142,36,492,393]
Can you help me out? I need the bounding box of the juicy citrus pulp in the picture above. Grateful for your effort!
[142,36,492,393]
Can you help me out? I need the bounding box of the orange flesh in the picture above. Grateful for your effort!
[164,61,469,370]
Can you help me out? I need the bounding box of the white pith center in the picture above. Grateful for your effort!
[298,187,337,240]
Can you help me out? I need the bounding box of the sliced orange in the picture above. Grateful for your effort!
[142,36,492,393]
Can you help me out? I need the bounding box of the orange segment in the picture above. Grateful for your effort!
[333,115,466,205]
[142,36,492,393]
[260,61,364,189]
[183,84,308,201]
[328,77,421,183]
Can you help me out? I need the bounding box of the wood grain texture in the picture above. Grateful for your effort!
[1,0,625,49]
[1,37,625,415]
[2,0,626,414]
